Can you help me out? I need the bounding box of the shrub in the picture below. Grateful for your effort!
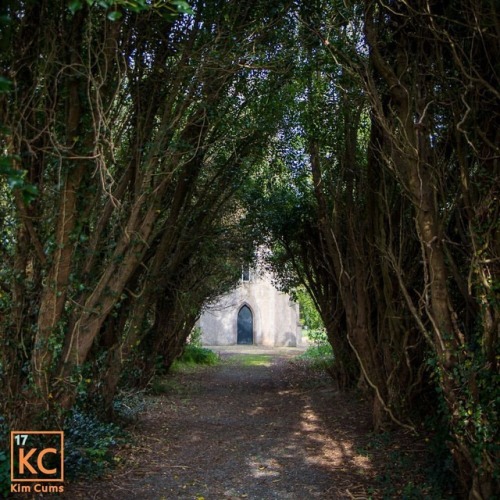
[64,410,126,480]
[176,344,218,366]
[298,343,334,371]
[306,327,329,346]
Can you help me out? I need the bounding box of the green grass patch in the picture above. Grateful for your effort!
[224,353,273,367]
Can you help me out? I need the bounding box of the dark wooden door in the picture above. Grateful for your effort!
[237,305,253,344]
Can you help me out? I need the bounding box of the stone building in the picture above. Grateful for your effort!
[198,265,303,347]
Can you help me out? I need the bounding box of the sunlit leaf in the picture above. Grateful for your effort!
[171,0,194,15]
[107,10,123,21]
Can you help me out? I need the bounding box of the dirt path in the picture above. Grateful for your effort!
[66,348,424,499]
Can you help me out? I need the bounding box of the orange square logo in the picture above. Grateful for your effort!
[10,431,64,482]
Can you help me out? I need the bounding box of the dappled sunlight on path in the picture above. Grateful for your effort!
[66,349,388,499]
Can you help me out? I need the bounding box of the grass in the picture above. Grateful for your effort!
[225,353,273,367]
[173,344,219,367]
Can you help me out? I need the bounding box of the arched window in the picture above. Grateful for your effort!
[237,305,253,344]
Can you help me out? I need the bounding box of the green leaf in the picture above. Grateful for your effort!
[124,0,147,13]
[0,14,11,26]
[0,157,14,173]
[68,0,83,14]
[0,77,12,93]
[107,10,122,21]
[171,0,194,15]
[22,184,39,196]
[22,184,38,205]
[7,176,24,190]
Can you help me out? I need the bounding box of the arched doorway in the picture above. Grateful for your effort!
[237,305,253,344]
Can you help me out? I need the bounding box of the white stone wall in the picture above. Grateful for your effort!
[198,273,303,347]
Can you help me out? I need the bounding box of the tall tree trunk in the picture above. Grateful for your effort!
[363,2,498,495]
[32,10,87,405]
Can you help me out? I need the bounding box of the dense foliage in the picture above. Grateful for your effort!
[0,0,293,419]
[0,0,498,497]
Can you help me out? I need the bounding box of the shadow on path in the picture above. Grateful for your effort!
[65,347,403,499]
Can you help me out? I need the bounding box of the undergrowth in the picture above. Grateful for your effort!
[64,410,127,480]
[171,327,219,369]
[173,344,219,367]
[362,431,458,499]
[297,342,334,371]
[0,397,139,493]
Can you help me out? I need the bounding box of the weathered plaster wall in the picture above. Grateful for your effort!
[198,274,303,346]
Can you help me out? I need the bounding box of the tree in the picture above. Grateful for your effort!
[252,0,426,424]
[0,0,294,422]
[252,0,498,496]
[361,2,498,495]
